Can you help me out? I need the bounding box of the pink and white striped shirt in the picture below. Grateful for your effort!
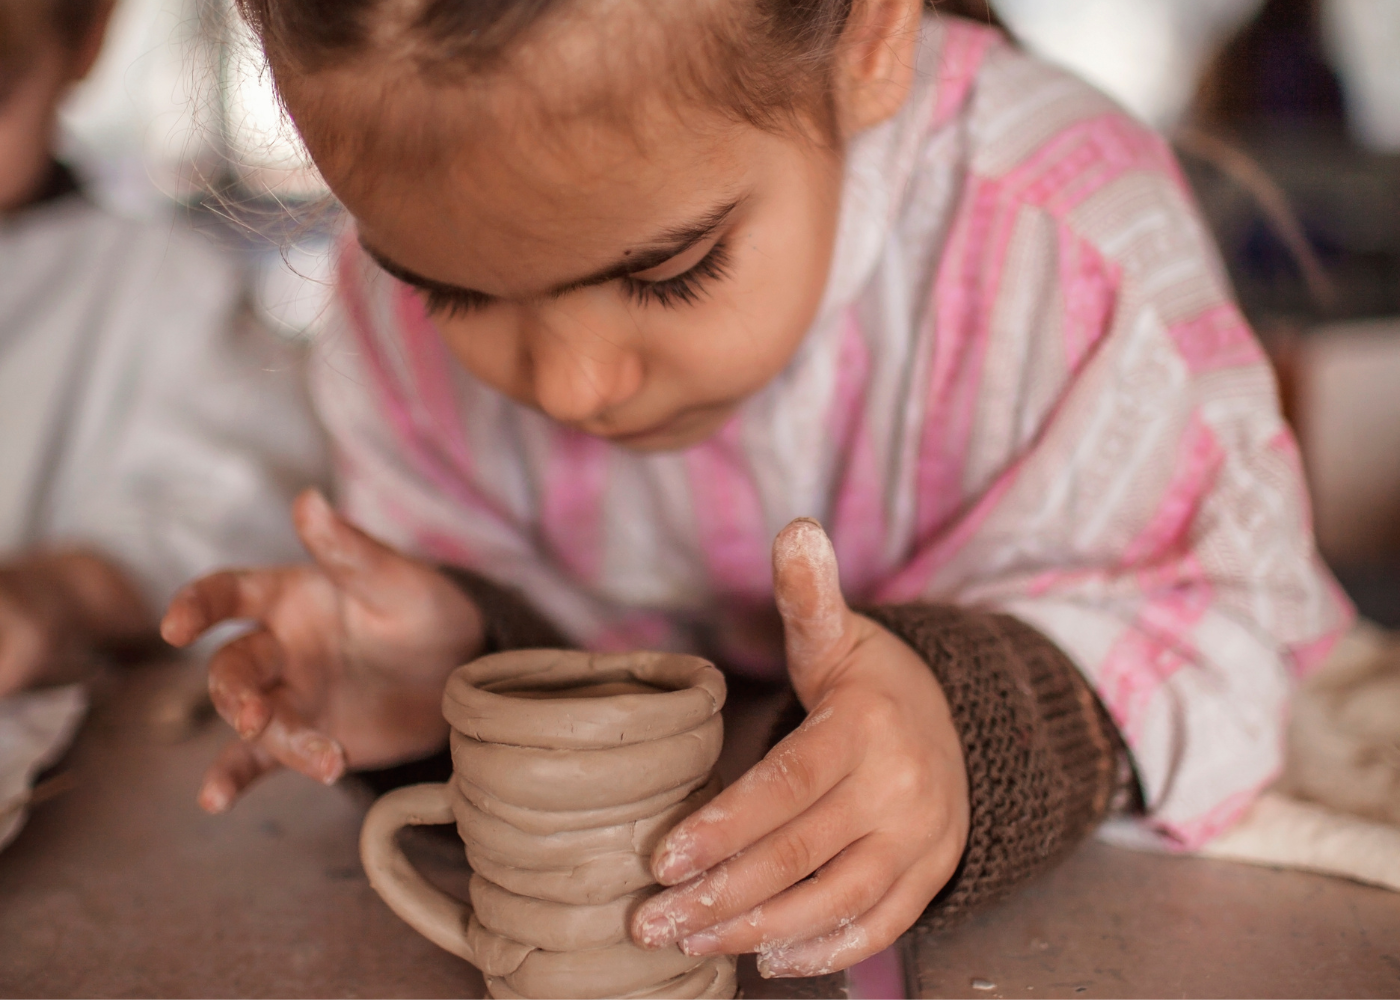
[311,17,1352,849]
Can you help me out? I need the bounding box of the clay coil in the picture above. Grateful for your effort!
[452,770,715,836]
[467,875,649,951]
[503,938,705,999]
[450,777,715,870]
[618,958,737,1000]
[445,650,725,749]
[486,955,735,1000]
[464,915,532,977]
[449,713,721,811]
[466,846,654,906]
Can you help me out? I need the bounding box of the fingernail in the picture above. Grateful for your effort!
[235,700,259,740]
[679,930,722,956]
[756,950,795,979]
[315,739,346,784]
[635,910,682,948]
[653,831,700,884]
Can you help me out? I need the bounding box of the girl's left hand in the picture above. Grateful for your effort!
[630,519,969,978]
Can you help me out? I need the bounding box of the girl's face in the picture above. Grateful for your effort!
[295,79,846,451]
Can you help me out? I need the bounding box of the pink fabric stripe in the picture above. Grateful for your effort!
[878,454,1022,603]
[828,313,887,599]
[591,612,677,654]
[1058,226,1121,376]
[541,427,610,583]
[685,416,772,600]
[1164,776,1274,851]
[914,175,1017,541]
[336,248,471,508]
[1288,629,1345,679]
[1121,416,1223,568]
[1167,303,1266,375]
[1097,554,1212,743]
[1007,113,1180,221]
[930,20,1001,130]
[336,244,515,536]
[394,286,477,482]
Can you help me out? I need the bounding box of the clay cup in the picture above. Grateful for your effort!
[360,649,738,999]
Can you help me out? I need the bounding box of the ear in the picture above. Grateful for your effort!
[832,0,925,138]
[68,0,118,83]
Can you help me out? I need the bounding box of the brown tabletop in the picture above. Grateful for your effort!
[1,660,1397,999]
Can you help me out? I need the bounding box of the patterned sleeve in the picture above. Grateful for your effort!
[875,40,1353,849]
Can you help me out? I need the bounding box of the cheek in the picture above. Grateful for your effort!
[433,307,525,396]
[683,184,840,392]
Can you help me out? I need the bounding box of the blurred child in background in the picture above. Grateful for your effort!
[0,0,327,697]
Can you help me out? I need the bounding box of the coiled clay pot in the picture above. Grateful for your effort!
[360,649,737,1000]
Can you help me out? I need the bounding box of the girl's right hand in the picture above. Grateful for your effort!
[161,490,486,814]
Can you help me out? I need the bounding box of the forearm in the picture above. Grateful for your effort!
[7,549,152,647]
[860,603,1128,930]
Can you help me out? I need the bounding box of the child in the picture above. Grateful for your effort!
[0,0,327,698]
[161,0,1351,978]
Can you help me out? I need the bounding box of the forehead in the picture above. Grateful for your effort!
[293,62,757,297]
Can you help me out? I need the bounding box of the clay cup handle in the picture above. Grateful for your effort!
[360,782,476,964]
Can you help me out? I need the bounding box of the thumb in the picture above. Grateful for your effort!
[772,518,857,700]
[292,489,411,611]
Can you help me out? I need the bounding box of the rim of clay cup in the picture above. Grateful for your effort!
[442,649,726,749]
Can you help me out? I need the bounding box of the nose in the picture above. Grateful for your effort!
[525,307,644,426]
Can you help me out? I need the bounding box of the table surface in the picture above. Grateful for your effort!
[1,660,1398,999]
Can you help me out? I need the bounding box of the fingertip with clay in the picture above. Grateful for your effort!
[651,823,703,886]
[158,590,199,648]
[632,901,686,950]
[234,695,271,741]
[197,776,235,815]
[297,731,347,785]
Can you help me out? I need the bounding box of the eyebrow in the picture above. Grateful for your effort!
[360,199,741,303]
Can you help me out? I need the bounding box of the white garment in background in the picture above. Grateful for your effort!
[0,189,328,611]
[1323,0,1400,153]
[993,0,1266,131]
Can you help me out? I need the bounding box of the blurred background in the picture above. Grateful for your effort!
[56,0,1400,622]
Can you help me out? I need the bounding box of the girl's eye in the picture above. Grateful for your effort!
[422,285,493,318]
[622,241,731,309]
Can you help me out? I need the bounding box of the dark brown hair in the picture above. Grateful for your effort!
[238,1,1000,131]
[242,0,869,137]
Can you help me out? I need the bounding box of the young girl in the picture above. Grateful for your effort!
[161,0,1351,978]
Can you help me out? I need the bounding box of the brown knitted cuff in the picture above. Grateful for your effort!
[860,603,1126,933]
[439,567,571,654]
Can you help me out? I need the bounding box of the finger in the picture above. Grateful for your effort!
[198,738,281,814]
[648,702,855,887]
[771,518,858,699]
[635,766,871,949]
[292,489,414,613]
[756,862,943,979]
[206,630,286,740]
[0,604,43,697]
[677,833,927,957]
[161,570,284,647]
[254,697,347,787]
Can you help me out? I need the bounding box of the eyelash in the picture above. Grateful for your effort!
[422,285,493,318]
[621,241,732,309]
[419,240,732,317]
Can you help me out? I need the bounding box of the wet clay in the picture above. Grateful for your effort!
[360,649,737,999]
